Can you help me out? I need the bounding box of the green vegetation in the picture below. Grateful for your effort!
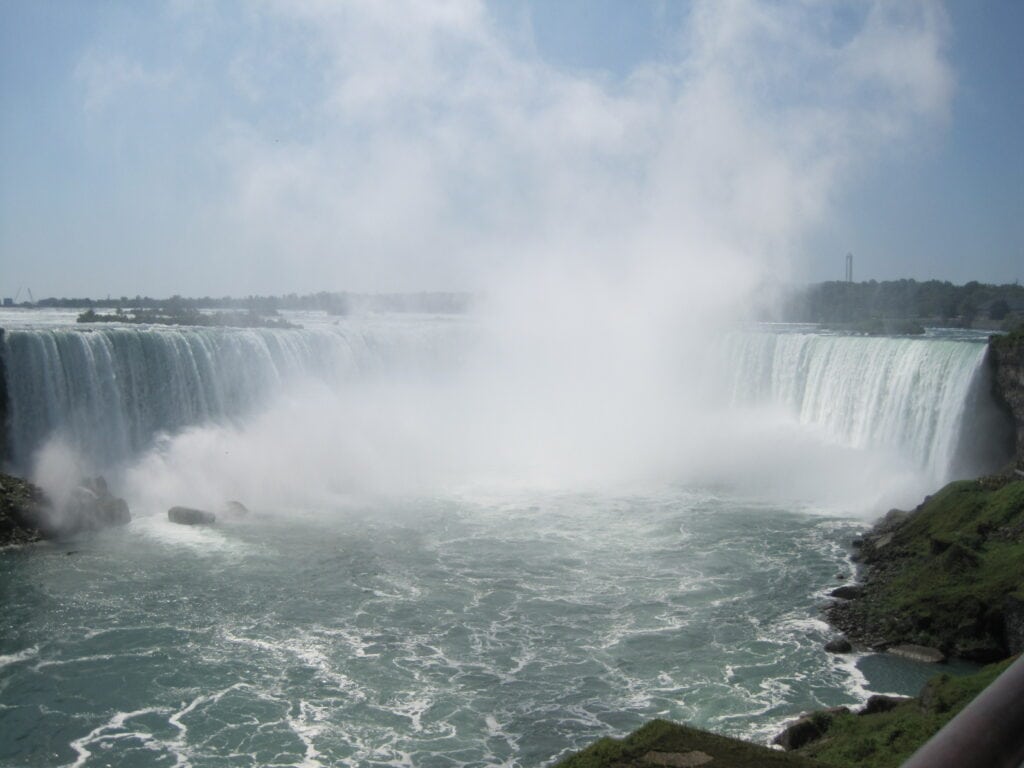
[830,477,1024,660]
[991,321,1024,349]
[796,658,1015,767]
[554,719,824,768]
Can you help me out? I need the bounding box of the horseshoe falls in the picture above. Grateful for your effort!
[0,311,1009,768]
[721,329,996,487]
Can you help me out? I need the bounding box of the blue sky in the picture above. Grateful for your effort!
[1,1,1021,299]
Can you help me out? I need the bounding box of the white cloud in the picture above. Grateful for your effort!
[74,51,178,113]
[67,0,952,301]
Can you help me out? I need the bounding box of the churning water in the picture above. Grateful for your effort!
[0,310,998,767]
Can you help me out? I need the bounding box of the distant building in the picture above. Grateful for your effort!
[2,298,12,306]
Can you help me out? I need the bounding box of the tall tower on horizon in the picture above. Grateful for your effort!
[845,252,853,283]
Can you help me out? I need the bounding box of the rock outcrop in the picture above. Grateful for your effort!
[990,330,1024,470]
[1,473,131,544]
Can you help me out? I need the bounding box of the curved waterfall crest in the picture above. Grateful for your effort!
[1,322,993,485]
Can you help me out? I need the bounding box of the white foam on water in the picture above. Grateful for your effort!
[0,645,39,670]
[285,700,328,768]
[66,707,173,768]
[129,513,247,556]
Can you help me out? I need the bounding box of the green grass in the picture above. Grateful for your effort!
[854,479,1024,656]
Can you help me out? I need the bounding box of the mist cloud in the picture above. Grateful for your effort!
[61,1,958,511]
[127,0,948,298]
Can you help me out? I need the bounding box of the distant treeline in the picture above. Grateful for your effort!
[27,291,472,315]
[781,279,1024,328]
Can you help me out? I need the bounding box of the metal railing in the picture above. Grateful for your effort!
[902,654,1024,767]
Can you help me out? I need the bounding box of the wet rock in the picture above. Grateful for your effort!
[830,585,864,600]
[168,506,216,526]
[825,636,853,654]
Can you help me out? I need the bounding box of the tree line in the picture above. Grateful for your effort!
[781,279,1024,328]
[27,291,472,315]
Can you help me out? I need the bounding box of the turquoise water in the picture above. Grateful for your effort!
[0,491,889,767]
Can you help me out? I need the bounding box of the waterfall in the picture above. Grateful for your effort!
[0,325,385,472]
[1,320,1000,486]
[722,330,990,482]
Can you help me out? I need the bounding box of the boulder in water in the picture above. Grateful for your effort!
[222,500,249,519]
[168,506,216,526]
[61,476,130,535]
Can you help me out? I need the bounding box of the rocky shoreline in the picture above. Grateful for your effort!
[823,472,1024,663]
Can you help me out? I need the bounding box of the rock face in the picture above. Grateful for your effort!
[0,472,48,546]
[989,331,1024,470]
[168,506,216,525]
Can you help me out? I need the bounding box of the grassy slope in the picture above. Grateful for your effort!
[844,478,1024,657]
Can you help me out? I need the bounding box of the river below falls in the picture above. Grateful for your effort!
[0,489,972,768]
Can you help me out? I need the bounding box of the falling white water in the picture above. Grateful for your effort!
[721,330,988,484]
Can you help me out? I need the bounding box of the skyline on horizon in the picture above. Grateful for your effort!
[2,1,1022,300]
